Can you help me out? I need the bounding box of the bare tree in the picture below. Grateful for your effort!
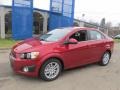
[105,22,112,29]
[100,18,106,32]
[117,23,120,30]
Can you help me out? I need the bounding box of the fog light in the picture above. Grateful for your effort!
[23,67,29,72]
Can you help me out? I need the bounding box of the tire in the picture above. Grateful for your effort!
[99,51,111,66]
[39,58,62,81]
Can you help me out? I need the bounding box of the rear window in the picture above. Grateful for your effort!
[88,30,104,40]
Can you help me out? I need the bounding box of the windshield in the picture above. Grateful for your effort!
[40,28,72,42]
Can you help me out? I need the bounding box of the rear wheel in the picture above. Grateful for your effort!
[40,58,62,81]
[99,52,111,66]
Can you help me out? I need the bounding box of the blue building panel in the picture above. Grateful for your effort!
[11,0,75,40]
[49,0,75,30]
[12,0,33,40]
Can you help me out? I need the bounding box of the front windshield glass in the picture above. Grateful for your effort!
[40,28,72,42]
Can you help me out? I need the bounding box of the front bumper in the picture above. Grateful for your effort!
[9,53,40,77]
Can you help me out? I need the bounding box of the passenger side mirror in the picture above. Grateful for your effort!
[64,38,78,45]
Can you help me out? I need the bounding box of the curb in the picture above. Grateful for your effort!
[0,48,11,50]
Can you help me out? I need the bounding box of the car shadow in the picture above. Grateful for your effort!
[61,63,100,77]
[11,63,99,82]
[8,62,112,84]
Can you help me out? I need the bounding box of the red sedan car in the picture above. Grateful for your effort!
[10,27,114,81]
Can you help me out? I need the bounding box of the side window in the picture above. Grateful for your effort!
[70,30,87,42]
[88,30,103,40]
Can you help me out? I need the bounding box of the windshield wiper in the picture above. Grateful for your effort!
[40,38,49,42]
[40,38,45,41]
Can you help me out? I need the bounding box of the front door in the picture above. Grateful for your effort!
[62,30,91,68]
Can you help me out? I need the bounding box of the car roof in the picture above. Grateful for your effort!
[59,27,97,31]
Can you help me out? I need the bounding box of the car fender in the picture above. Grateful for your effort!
[37,53,65,71]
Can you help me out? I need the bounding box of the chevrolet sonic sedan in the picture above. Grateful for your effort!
[10,27,114,81]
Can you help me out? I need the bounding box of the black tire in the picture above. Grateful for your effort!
[99,51,111,66]
[39,58,62,81]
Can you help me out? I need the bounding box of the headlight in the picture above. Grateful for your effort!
[20,52,39,59]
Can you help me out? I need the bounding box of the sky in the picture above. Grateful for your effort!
[0,0,120,26]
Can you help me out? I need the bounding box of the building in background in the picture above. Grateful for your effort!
[0,0,75,39]
[0,5,49,38]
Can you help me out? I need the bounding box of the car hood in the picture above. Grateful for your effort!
[12,38,55,53]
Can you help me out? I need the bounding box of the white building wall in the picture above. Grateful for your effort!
[74,20,85,27]
[34,10,49,34]
[0,7,5,39]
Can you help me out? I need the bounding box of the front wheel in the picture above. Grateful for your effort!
[99,52,111,66]
[39,58,62,81]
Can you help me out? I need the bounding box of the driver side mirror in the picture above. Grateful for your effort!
[64,38,78,45]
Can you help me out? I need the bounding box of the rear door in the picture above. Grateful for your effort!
[86,30,105,63]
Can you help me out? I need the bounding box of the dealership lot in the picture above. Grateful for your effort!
[0,43,120,90]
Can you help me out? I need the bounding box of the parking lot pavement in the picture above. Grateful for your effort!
[0,43,120,90]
